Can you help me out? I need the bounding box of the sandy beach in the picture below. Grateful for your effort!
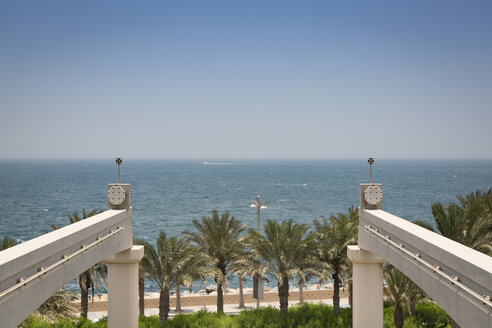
[78,286,349,313]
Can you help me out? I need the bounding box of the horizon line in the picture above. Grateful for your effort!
[1,157,492,161]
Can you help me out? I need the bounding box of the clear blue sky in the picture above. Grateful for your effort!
[1,1,491,159]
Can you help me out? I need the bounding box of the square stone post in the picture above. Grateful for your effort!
[105,181,143,328]
[347,182,384,328]
[104,246,144,328]
[348,245,385,328]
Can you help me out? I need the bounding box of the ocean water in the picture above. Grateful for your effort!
[1,159,491,291]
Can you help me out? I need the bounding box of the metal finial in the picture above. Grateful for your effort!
[368,157,374,184]
[116,158,122,184]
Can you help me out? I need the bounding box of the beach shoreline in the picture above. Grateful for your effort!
[78,286,348,313]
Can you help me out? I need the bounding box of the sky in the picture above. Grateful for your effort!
[0,1,491,159]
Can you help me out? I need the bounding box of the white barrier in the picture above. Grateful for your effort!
[0,209,133,328]
[350,183,492,328]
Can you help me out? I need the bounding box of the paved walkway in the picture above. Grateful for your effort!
[88,297,349,321]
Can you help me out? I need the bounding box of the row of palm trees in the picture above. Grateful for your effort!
[135,208,359,325]
[137,187,490,327]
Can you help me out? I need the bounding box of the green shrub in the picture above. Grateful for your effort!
[166,309,238,328]
[288,303,351,328]
[383,306,395,328]
[414,303,450,327]
[383,306,422,328]
[20,316,52,328]
[383,301,451,328]
[384,299,394,308]
[19,301,452,328]
[236,306,285,328]
[138,315,163,328]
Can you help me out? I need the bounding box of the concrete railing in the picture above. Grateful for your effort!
[359,208,492,328]
[0,209,133,328]
[349,183,492,328]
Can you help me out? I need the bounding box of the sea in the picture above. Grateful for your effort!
[1,159,492,292]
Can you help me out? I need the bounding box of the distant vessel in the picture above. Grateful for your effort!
[203,162,232,165]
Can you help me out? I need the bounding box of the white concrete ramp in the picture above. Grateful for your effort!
[358,208,492,328]
[0,209,133,328]
[351,183,492,328]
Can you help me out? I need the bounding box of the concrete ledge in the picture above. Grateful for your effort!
[347,245,385,264]
[104,246,144,264]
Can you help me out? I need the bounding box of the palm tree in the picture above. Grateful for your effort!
[457,189,492,227]
[297,275,307,304]
[183,210,247,313]
[175,245,213,313]
[134,238,148,317]
[294,241,324,305]
[139,231,210,326]
[346,206,359,307]
[455,189,492,255]
[238,274,245,308]
[240,219,317,318]
[406,280,425,316]
[424,190,492,255]
[28,290,79,325]
[313,211,358,314]
[229,247,249,308]
[384,265,410,328]
[1,235,17,250]
[50,209,106,318]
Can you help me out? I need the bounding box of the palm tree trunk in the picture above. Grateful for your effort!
[348,280,353,307]
[139,277,145,317]
[394,305,404,328]
[408,295,416,316]
[176,285,182,312]
[238,274,245,308]
[333,272,340,315]
[278,276,289,318]
[299,279,304,303]
[159,288,170,326]
[79,272,89,318]
[217,280,224,313]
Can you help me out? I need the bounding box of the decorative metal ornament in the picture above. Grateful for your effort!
[107,185,126,206]
[115,158,122,183]
[368,157,374,184]
[364,185,383,205]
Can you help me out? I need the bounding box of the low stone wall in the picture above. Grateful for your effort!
[78,289,349,312]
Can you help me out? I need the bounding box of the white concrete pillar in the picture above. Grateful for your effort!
[104,245,144,328]
[348,245,385,328]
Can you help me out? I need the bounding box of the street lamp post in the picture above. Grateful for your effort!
[250,195,267,231]
[250,195,267,309]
